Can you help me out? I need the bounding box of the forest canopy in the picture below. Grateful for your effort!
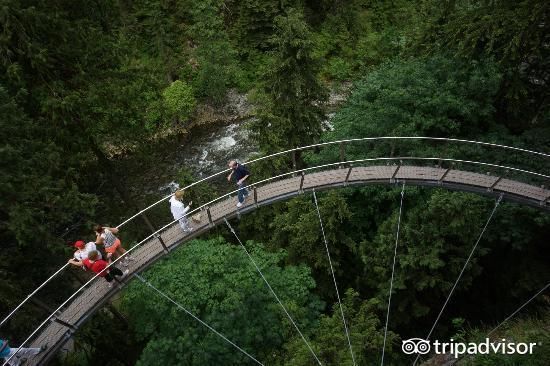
[0,1,549,365]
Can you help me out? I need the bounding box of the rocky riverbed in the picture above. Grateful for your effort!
[122,83,352,197]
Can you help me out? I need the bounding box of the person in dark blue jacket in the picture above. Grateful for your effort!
[1,339,46,365]
[227,160,250,208]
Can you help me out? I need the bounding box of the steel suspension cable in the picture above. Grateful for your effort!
[453,281,550,364]
[2,157,547,331]
[4,157,546,362]
[224,218,322,365]
[0,263,70,328]
[134,273,264,366]
[413,193,504,366]
[381,182,406,366]
[312,189,356,366]
[487,281,550,337]
[3,136,547,332]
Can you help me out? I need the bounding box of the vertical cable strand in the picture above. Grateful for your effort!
[312,189,356,366]
[134,274,264,366]
[224,218,323,365]
[381,182,406,365]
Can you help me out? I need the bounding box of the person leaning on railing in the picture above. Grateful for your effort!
[169,190,193,232]
[67,250,129,288]
[227,160,250,208]
[68,240,102,270]
[94,225,133,265]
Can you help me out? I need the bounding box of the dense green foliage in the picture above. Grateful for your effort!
[121,237,322,365]
[1,0,548,365]
[326,57,501,139]
[250,8,327,153]
[162,80,196,123]
[283,289,398,365]
[460,315,550,365]
[416,0,550,132]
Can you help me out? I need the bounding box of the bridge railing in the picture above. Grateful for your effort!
[104,137,550,232]
[2,137,549,352]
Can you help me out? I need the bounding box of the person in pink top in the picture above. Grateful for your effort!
[94,225,133,265]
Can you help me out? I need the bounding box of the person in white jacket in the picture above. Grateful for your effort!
[170,190,193,232]
[68,240,104,270]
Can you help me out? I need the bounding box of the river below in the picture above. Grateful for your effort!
[122,84,351,199]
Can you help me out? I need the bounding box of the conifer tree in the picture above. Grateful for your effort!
[251,9,328,154]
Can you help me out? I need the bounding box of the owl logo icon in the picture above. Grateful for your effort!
[402,338,431,354]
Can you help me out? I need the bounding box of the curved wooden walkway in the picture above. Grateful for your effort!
[24,165,549,365]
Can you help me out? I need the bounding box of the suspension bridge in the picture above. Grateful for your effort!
[1,137,549,365]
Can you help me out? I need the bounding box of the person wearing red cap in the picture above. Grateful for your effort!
[68,240,102,270]
[68,250,128,287]
[73,240,101,261]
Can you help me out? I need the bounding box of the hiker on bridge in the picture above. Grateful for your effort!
[169,190,193,232]
[1,339,47,366]
[68,240,102,269]
[68,250,128,287]
[227,160,250,208]
[94,225,132,265]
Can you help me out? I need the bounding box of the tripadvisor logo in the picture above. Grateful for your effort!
[402,338,539,358]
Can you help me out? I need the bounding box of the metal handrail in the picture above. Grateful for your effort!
[1,136,548,336]
[153,156,550,227]
[4,154,550,365]
[115,136,549,229]
[0,263,70,328]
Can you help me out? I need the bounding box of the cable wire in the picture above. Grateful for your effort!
[488,282,550,336]
[413,193,503,366]
[453,281,550,364]
[134,273,264,366]
[3,135,547,334]
[381,182,405,365]
[312,189,356,366]
[224,218,323,365]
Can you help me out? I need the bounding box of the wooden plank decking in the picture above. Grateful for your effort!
[22,165,548,365]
